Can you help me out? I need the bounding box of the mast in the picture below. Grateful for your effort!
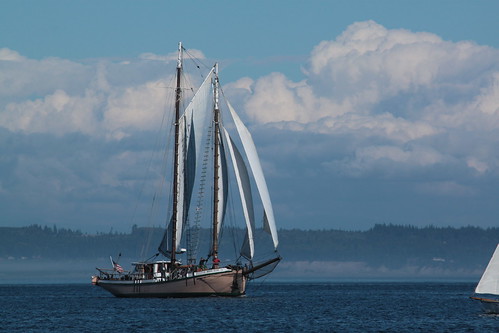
[212,63,221,263]
[171,42,183,265]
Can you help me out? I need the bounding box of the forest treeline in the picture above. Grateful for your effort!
[1,224,498,271]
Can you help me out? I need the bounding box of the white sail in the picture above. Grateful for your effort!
[216,133,229,239]
[476,244,499,295]
[164,68,214,254]
[183,68,215,158]
[174,115,187,250]
[222,127,255,259]
[226,101,278,249]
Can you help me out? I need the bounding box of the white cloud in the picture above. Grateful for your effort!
[0,51,91,102]
[472,72,499,118]
[0,49,181,139]
[323,144,448,179]
[415,181,477,197]
[1,89,102,136]
[103,81,169,136]
[245,73,315,123]
[466,157,489,174]
[246,21,498,129]
[240,21,499,181]
[0,48,26,61]
[139,48,206,62]
[356,145,444,167]
[1,22,499,231]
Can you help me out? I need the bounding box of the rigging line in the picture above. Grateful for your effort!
[195,277,220,294]
[139,72,177,259]
[125,71,176,259]
[221,156,231,252]
[198,122,215,259]
[188,119,212,262]
[180,70,195,97]
[183,47,211,73]
[221,126,247,260]
[250,268,272,289]
[142,141,171,260]
[217,86,236,128]
[180,48,209,95]
[127,90,169,226]
[226,180,241,259]
[219,131,245,260]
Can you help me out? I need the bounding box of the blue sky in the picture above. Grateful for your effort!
[1,0,498,232]
[2,1,498,80]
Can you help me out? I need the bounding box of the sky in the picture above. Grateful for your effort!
[1,0,498,233]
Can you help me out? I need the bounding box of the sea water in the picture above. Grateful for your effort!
[0,282,497,332]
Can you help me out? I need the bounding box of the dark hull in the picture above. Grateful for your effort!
[470,296,499,314]
[95,268,246,298]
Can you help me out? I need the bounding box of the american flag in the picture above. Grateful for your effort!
[113,260,124,273]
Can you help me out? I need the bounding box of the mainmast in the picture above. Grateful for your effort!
[171,42,183,265]
[211,63,221,265]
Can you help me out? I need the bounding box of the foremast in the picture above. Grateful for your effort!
[171,42,183,266]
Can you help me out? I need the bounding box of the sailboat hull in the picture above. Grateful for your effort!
[95,268,246,298]
[470,296,499,314]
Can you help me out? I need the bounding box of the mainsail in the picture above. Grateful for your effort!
[475,244,499,295]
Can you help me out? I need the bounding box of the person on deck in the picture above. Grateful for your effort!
[212,257,221,269]
[199,258,207,270]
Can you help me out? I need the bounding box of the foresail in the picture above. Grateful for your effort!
[217,134,229,238]
[226,101,278,249]
[222,127,255,259]
[476,244,499,295]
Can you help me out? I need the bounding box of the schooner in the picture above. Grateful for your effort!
[92,43,281,297]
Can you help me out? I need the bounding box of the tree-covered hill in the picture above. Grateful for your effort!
[279,224,499,270]
[1,224,498,274]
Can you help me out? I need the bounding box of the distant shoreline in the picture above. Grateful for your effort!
[1,224,496,284]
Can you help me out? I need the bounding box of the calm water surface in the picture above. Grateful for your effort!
[0,282,497,332]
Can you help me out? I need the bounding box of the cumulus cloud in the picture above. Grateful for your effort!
[0,52,90,103]
[246,21,498,128]
[0,48,26,61]
[1,89,102,136]
[0,49,183,139]
[1,22,499,231]
[241,21,499,183]
[0,49,182,230]
[327,144,448,178]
